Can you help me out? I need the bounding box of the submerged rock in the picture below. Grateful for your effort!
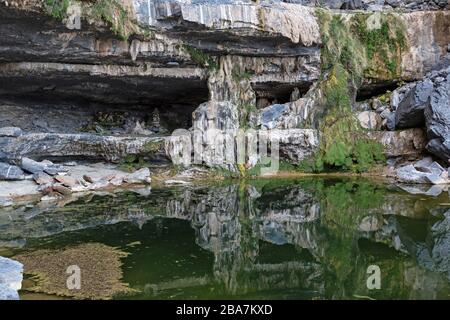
[14,243,135,300]
[0,256,23,300]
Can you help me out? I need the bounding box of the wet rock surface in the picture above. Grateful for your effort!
[0,256,23,300]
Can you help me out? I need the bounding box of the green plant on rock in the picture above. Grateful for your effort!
[239,103,257,129]
[43,0,70,20]
[351,13,407,78]
[182,45,218,70]
[143,140,164,153]
[317,10,367,85]
[119,155,148,172]
[89,0,132,40]
[232,70,253,83]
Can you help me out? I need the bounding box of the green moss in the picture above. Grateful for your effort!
[305,51,385,173]
[351,13,407,78]
[316,10,366,85]
[43,0,70,20]
[118,155,150,172]
[317,10,408,82]
[89,0,131,40]
[232,70,253,82]
[15,243,137,300]
[239,103,257,129]
[182,45,218,70]
[42,0,137,40]
[309,10,396,173]
[143,140,164,153]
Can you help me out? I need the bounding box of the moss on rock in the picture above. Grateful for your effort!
[182,45,219,70]
[41,0,139,40]
[308,10,394,173]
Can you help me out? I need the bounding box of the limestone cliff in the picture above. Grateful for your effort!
[0,0,449,202]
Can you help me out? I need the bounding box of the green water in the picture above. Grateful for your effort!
[1,178,450,300]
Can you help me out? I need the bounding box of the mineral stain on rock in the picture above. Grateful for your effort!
[14,243,137,300]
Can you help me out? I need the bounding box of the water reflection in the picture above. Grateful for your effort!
[0,178,449,299]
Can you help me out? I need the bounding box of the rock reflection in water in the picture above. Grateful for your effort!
[0,178,449,299]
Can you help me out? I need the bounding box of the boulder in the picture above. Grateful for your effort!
[0,127,22,137]
[386,112,396,131]
[258,129,319,165]
[0,162,25,180]
[368,128,426,158]
[395,79,434,129]
[357,111,382,130]
[396,161,450,184]
[398,81,433,123]
[0,256,23,300]
[54,175,78,188]
[260,104,289,130]
[396,164,430,184]
[124,168,152,184]
[20,157,66,175]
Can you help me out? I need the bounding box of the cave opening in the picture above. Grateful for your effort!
[252,82,311,109]
[0,72,210,136]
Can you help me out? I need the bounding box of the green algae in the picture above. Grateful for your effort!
[15,243,137,300]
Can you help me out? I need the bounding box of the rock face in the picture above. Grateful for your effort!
[0,0,448,183]
[0,133,167,163]
[424,67,450,161]
[0,256,23,300]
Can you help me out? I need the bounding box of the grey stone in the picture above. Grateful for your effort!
[396,164,430,184]
[260,104,289,130]
[425,173,449,185]
[357,111,382,130]
[413,157,434,172]
[379,109,391,119]
[341,0,363,9]
[0,127,22,137]
[20,157,66,175]
[32,172,53,185]
[395,79,434,129]
[386,112,396,131]
[0,162,25,180]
